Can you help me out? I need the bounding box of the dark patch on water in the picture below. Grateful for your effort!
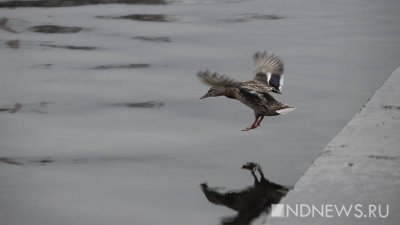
[29,25,82,33]
[92,63,150,69]
[368,155,399,160]
[0,17,18,33]
[251,14,285,20]
[0,102,53,114]
[222,13,284,23]
[113,101,164,108]
[132,36,171,43]
[382,105,400,110]
[0,154,170,166]
[0,157,23,165]
[0,0,168,8]
[40,43,98,50]
[31,157,55,165]
[0,157,55,166]
[31,64,53,69]
[6,40,20,49]
[73,154,172,164]
[0,103,21,113]
[98,14,174,22]
[98,154,169,163]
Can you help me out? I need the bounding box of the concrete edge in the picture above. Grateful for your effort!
[266,66,400,225]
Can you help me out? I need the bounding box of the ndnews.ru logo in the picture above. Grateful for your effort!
[271,204,389,218]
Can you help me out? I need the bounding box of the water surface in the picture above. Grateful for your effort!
[1,0,400,224]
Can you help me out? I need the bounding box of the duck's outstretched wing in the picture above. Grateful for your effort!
[197,70,242,88]
[253,51,284,78]
[242,80,274,93]
[252,51,285,93]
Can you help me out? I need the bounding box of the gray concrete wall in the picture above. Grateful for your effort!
[267,66,400,225]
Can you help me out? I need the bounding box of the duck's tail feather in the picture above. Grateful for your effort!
[276,106,295,115]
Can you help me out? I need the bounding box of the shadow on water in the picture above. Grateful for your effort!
[92,63,150,69]
[40,43,99,50]
[0,101,163,114]
[30,64,53,69]
[0,103,23,113]
[0,0,168,8]
[0,157,23,165]
[113,101,164,108]
[29,25,83,33]
[0,154,170,166]
[201,162,289,225]
[5,40,20,49]
[132,36,171,43]
[98,14,175,22]
[222,14,285,23]
[0,102,53,114]
[0,17,17,33]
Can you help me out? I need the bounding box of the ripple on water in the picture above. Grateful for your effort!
[0,0,169,8]
[97,14,175,22]
[29,25,83,33]
[222,13,285,23]
[92,63,150,70]
[40,43,99,50]
[112,101,165,109]
[132,36,171,43]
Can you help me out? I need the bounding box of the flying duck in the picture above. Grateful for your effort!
[197,51,294,131]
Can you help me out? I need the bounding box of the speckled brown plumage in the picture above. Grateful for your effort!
[197,51,294,131]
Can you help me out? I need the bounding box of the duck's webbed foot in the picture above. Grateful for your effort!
[242,115,264,131]
[242,126,255,131]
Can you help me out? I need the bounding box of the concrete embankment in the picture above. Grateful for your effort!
[267,66,400,225]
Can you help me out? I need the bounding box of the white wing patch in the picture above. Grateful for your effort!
[279,74,284,87]
[267,72,272,83]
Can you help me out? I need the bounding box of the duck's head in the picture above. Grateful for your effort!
[200,87,225,99]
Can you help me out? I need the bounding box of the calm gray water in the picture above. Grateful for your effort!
[1,0,400,224]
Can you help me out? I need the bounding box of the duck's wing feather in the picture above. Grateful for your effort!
[197,70,242,88]
[239,88,263,101]
[252,51,285,87]
[242,80,274,93]
[261,92,278,102]
[262,92,295,114]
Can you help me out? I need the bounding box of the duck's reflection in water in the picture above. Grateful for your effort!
[201,162,290,225]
